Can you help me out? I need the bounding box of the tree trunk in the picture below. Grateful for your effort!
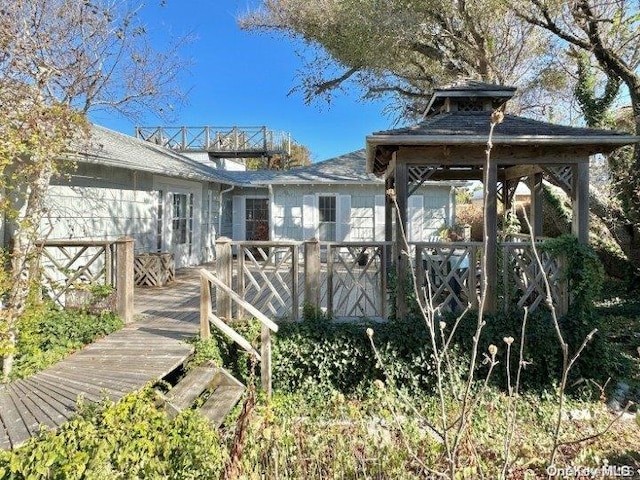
[1,158,54,381]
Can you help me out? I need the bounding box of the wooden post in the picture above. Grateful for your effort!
[115,237,134,323]
[215,236,233,319]
[529,172,544,238]
[395,161,409,319]
[200,273,211,339]
[237,244,245,319]
[470,244,479,309]
[291,243,300,321]
[326,243,334,317]
[415,245,425,306]
[380,243,389,319]
[484,161,498,313]
[572,162,589,244]
[261,323,272,397]
[304,238,321,314]
[385,176,395,277]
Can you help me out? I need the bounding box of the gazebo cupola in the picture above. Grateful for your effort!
[366,79,640,316]
[424,80,516,115]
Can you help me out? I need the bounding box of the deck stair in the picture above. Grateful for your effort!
[159,361,245,428]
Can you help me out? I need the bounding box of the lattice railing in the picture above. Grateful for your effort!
[414,242,481,313]
[502,242,568,315]
[39,240,117,305]
[325,243,389,319]
[236,242,300,320]
[212,239,568,322]
[37,238,135,322]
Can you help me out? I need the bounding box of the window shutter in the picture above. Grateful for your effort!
[337,194,351,241]
[408,195,424,242]
[374,194,385,241]
[302,194,316,240]
[232,195,246,241]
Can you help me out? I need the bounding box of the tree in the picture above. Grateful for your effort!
[0,0,184,379]
[244,0,640,275]
[246,142,312,170]
[513,0,640,270]
[241,0,563,119]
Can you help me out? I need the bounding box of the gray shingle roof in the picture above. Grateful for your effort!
[432,79,517,94]
[367,111,639,175]
[71,125,238,184]
[372,111,632,139]
[220,150,383,185]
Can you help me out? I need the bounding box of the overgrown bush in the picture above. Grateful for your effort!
[10,302,123,380]
[0,388,226,479]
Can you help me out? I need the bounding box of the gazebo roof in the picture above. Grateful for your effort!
[366,110,639,176]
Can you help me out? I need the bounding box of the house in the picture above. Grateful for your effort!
[15,124,461,269]
[216,150,461,244]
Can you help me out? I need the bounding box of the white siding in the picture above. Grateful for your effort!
[232,195,246,241]
[408,195,424,242]
[374,194,385,241]
[337,194,351,241]
[302,194,316,241]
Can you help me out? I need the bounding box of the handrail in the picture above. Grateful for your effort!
[200,269,278,333]
[199,268,277,396]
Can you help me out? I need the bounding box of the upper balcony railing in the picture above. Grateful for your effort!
[135,126,292,158]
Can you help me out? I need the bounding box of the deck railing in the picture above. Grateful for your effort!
[135,125,292,156]
[199,268,278,396]
[206,237,569,323]
[37,238,135,322]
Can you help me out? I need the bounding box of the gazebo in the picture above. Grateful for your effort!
[366,80,639,315]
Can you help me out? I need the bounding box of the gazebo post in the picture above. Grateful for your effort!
[484,161,498,313]
[384,175,394,273]
[395,160,409,319]
[529,173,544,238]
[571,162,590,244]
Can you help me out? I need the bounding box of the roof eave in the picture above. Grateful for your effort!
[366,134,640,146]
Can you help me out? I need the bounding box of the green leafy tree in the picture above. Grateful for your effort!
[246,142,312,170]
[0,0,185,379]
[241,0,561,119]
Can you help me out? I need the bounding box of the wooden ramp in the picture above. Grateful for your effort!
[0,268,202,451]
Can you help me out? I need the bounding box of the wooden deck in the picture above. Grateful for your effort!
[0,267,203,450]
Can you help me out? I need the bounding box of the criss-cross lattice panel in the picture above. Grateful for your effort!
[408,166,438,195]
[503,243,565,312]
[542,165,573,195]
[421,245,476,312]
[326,244,384,319]
[238,244,298,319]
[40,243,112,306]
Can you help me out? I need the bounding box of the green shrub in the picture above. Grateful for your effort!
[10,302,123,380]
[0,388,225,479]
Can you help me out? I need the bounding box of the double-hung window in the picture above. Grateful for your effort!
[318,195,337,241]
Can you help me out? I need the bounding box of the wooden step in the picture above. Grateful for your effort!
[159,362,245,426]
[164,361,222,413]
[199,385,245,428]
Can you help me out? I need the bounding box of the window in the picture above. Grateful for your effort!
[172,193,193,246]
[245,198,269,241]
[318,195,337,241]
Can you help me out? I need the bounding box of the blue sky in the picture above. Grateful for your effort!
[90,0,395,162]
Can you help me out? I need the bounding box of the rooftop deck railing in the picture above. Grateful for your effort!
[135,126,292,156]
